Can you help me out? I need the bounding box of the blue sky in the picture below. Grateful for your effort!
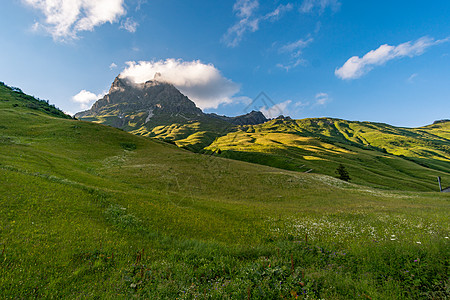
[1,0,449,127]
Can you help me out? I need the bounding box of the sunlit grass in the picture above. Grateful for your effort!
[206,118,450,192]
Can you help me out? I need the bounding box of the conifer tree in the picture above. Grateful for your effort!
[336,164,351,182]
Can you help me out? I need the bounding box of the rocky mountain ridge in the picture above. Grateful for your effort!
[75,76,267,127]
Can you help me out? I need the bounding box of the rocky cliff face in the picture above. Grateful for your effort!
[76,76,203,119]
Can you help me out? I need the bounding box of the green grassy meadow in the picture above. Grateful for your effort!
[0,83,449,298]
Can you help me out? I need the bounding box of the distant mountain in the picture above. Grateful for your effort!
[208,110,268,126]
[75,76,267,150]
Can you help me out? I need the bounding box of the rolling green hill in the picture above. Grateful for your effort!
[205,117,450,192]
[1,83,449,298]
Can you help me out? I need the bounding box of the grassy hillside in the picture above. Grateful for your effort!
[1,86,449,298]
[131,115,235,152]
[82,110,234,153]
[206,118,450,192]
[0,82,71,120]
[86,104,450,192]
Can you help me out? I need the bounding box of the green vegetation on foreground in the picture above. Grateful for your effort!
[1,84,449,298]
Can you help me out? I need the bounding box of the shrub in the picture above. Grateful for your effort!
[336,164,351,181]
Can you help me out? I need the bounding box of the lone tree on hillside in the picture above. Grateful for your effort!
[336,164,351,182]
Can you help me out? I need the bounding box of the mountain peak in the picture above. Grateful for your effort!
[109,76,128,93]
[75,76,202,120]
[75,77,268,140]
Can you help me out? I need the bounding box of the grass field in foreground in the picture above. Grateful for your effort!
[0,84,449,299]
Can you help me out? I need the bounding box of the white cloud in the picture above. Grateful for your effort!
[335,36,450,80]
[300,0,341,14]
[280,37,314,56]
[263,3,293,21]
[120,17,138,33]
[136,0,147,11]
[260,100,292,118]
[23,0,126,40]
[234,0,259,18]
[109,62,118,70]
[222,1,292,47]
[277,37,313,71]
[72,90,104,110]
[119,59,241,109]
[315,92,330,105]
[407,73,418,83]
[222,0,260,48]
[276,59,306,71]
[294,101,309,108]
[232,96,253,106]
[257,94,328,119]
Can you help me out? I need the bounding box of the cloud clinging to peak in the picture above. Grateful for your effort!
[335,36,450,80]
[23,0,126,40]
[119,59,241,109]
